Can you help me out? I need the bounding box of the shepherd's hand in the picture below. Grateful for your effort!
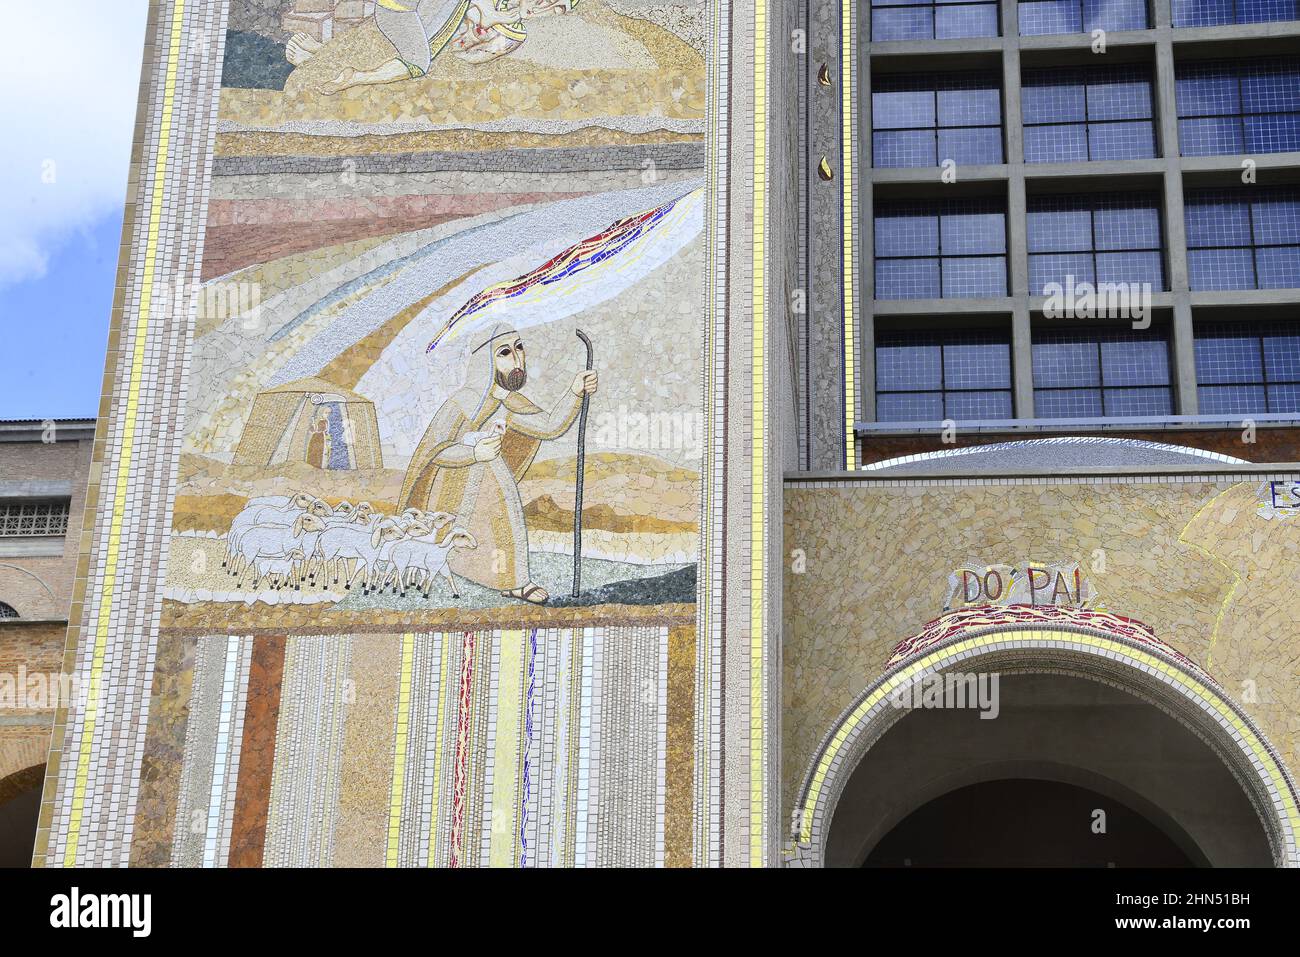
[570,370,599,397]
[473,434,502,462]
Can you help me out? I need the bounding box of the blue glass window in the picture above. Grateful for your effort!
[876,329,1014,421]
[1033,327,1174,416]
[1176,58,1300,156]
[1019,0,1148,35]
[1173,0,1299,26]
[1195,321,1300,414]
[1023,64,1157,162]
[1185,187,1300,290]
[871,0,1000,41]
[873,72,1003,168]
[875,199,1008,299]
[1027,194,1166,295]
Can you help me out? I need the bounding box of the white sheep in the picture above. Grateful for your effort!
[233,514,326,591]
[314,519,405,593]
[378,527,478,600]
[249,549,307,591]
[225,496,334,572]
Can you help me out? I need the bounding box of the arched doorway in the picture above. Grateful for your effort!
[864,779,1198,868]
[790,609,1300,868]
[0,765,44,868]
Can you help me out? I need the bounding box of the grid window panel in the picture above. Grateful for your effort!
[936,2,1001,37]
[1030,252,1098,291]
[0,603,16,620]
[875,199,1008,299]
[1094,203,1161,250]
[871,0,1000,41]
[1195,321,1300,415]
[1020,0,1147,35]
[938,127,1005,164]
[941,256,1008,296]
[1187,248,1257,290]
[877,258,943,299]
[878,391,946,420]
[872,6,934,39]
[876,330,1014,421]
[1032,335,1102,387]
[874,130,940,168]
[1176,59,1300,157]
[1025,124,1091,162]
[1256,246,1300,288]
[1086,72,1154,120]
[1082,0,1149,29]
[1105,386,1175,415]
[1181,0,1300,22]
[1022,73,1087,124]
[1178,117,1245,156]
[1019,0,1082,34]
[0,500,71,537]
[1244,112,1300,154]
[1264,328,1300,379]
[1088,120,1157,159]
[1023,65,1157,162]
[872,73,1003,169]
[1101,333,1172,386]
[1185,188,1300,291]
[1027,202,1094,252]
[947,390,1015,418]
[1194,328,1263,383]
[1035,387,1106,416]
[1032,328,1174,417]
[1027,193,1166,294]
[876,338,944,391]
[1199,384,1269,414]
[1236,0,1300,22]
[1172,0,1235,25]
[1096,250,1165,286]
[1268,383,1300,411]
[941,209,1007,254]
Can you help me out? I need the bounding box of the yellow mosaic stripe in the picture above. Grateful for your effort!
[489,630,525,867]
[385,632,416,867]
[841,0,858,471]
[63,0,187,867]
[799,629,1300,850]
[750,0,769,869]
[427,631,451,867]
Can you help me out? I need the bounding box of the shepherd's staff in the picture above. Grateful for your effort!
[572,329,594,597]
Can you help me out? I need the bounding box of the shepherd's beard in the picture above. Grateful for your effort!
[496,368,527,391]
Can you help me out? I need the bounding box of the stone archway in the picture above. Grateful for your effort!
[788,606,1300,868]
[0,764,45,868]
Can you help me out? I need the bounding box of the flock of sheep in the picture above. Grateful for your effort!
[221,492,478,599]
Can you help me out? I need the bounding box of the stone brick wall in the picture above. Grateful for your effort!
[0,428,94,619]
[0,423,94,802]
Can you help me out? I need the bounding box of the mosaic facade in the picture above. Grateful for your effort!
[37,0,785,868]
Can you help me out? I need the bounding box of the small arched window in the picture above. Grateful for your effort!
[0,602,17,619]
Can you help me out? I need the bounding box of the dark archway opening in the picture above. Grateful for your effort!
[0,765,44,868]
[864,778,1196,867]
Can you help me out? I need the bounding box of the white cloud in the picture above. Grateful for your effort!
[0,2,149,286]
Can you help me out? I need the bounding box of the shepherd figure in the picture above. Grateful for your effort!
[399,322,598,604]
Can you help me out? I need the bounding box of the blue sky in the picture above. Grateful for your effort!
[0,3,149,419]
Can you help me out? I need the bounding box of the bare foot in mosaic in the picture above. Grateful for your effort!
[285,32,321,66]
